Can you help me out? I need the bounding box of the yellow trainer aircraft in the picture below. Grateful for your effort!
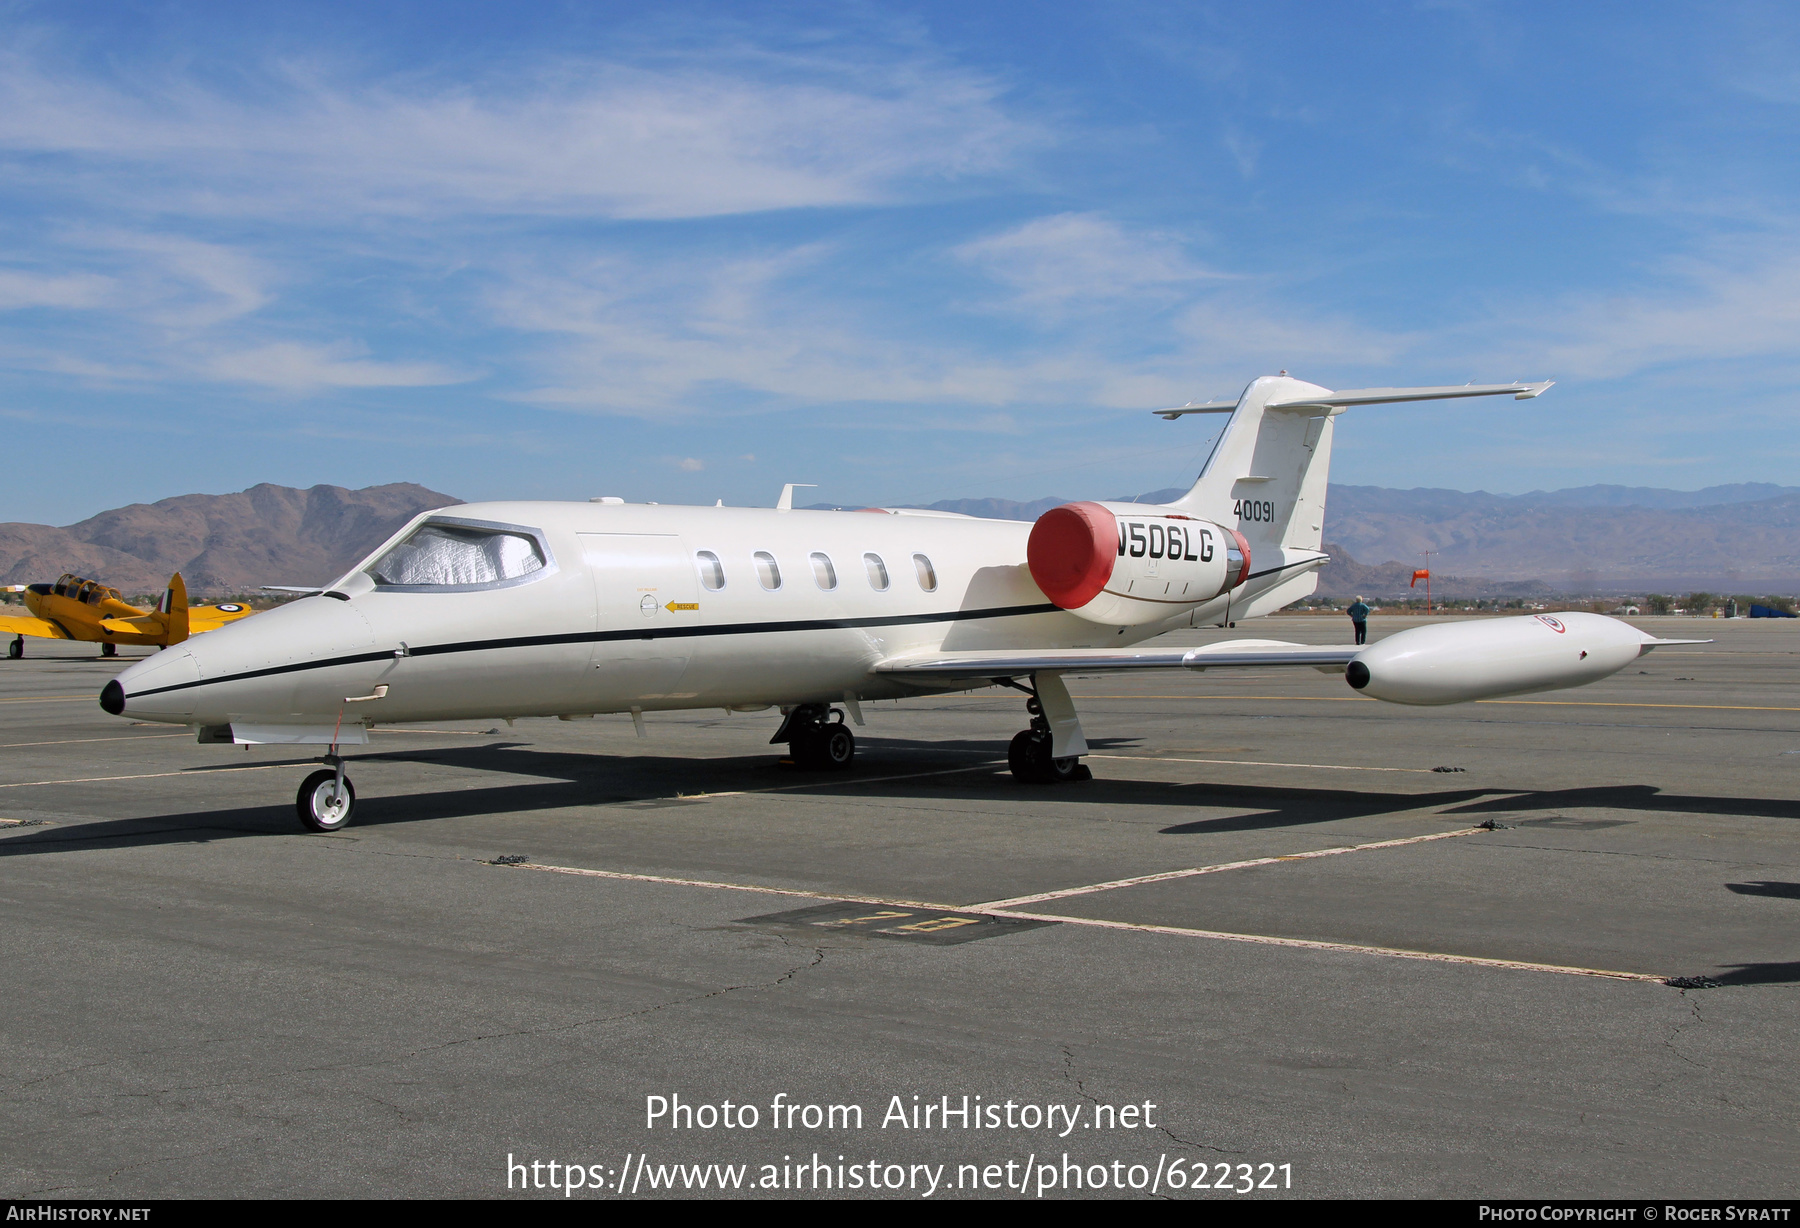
[1,572,253,659]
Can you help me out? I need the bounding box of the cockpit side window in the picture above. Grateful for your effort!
[368,518,552,592]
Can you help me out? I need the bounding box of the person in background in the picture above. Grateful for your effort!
[1347,596,1370,645]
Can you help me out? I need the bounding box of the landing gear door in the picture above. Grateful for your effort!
[579,533,702,705]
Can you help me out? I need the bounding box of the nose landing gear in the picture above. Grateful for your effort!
[771,703,856,770]
[1004,683,1092,785]
[297,753,356,832]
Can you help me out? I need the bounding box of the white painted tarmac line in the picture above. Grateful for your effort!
[1088,753,1436,774]
[493,857,1665,983]
[965,827,1489,910]
[507,861,949,911]
[0,762,300,789]
[978,909,1667,983]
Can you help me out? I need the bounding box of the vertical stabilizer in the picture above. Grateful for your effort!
[1169,375,1337,557]
[159,573,190,645]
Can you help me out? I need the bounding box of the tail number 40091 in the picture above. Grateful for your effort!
[1117,521,1214,561]
[1234,498,1276,523]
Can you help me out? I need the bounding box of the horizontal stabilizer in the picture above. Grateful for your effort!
[1266,381,1553,411]
[1153,399,1237,420]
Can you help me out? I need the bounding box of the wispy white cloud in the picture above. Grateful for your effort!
[0,40,1038,221]
[954,213,1226,309]
[0,268,114,309]
[202,342,469,390]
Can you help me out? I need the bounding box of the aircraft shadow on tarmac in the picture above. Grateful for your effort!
[4,738,1797,856]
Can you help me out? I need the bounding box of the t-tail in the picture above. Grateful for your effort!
[1023,376,1551,630]
[1156,375,1553,616]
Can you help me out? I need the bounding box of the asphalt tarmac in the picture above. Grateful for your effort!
[2,614,1796,1199]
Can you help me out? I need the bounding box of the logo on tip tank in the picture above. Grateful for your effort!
[1535,615,1566,633]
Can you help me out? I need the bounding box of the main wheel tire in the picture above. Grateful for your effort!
[101,642,117,658]
[296,768,356,832]
[1009,730,1086,784]
[791,723,855,771]
[7,637,21,659]
[1009,730,1051,783]
[818,723,854,769]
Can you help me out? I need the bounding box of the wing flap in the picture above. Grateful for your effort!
[876,640,1360,679]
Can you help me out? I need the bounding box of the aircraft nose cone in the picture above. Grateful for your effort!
[100,679,125,715]
[1345,660,1371,690]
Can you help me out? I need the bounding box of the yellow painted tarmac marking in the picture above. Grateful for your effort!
[1052,694,1800,713]
[1089,753,1435,774]
[1479,699,1800,712]
[370,728,497,736]
[671,762,999,802]
[497,857,1663,983]
[0,733,188,749]
[0,755,998,798]
[966,827,1489,910]
[0,695,94,703]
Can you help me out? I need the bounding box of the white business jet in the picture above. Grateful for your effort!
[99,374,1696,832]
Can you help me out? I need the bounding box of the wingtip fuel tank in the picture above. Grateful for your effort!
[1345,612,1661,705]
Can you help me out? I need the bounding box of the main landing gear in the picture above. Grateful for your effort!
[771,703,856,771]
[1003,681,1092,785]
[101,641,116,658]
[297,753,356,832]
[6,636,20,659]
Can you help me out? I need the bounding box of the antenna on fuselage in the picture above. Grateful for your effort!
[776,483,816,511]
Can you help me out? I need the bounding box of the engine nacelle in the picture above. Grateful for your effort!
[1027,501,1249,627]
[1345,612,1655,705]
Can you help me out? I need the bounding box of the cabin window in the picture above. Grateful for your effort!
[695,550,725,591]
[912,553,937,592]
[369,519,548,591]
[754,551,782,590]
[863,552,889,591]
[810,552,837,590]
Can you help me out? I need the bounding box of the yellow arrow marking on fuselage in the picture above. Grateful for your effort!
[664,602,699,612]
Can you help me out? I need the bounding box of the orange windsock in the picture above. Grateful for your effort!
[1410,569,1430,588]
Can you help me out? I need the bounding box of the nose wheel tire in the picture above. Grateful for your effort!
[297,768,356,832]
[1008,730,1090,784]
[792,722,855,770]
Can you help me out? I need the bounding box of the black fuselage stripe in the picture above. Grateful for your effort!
[123,603,1065,700]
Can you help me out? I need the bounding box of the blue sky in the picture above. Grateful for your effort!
[3,1,1799,523]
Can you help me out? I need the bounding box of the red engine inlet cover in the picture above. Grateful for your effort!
[1028,501,1117,610]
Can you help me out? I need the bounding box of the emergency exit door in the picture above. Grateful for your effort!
[579,533,701,705]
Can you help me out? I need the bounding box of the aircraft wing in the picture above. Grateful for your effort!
[0,613,75,640]
[187,603,254,632]
[875,640,1359,680]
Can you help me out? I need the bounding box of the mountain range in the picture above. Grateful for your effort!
[1,479,1794,599]
[817,482,1800,594]
[0,483,459,596]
